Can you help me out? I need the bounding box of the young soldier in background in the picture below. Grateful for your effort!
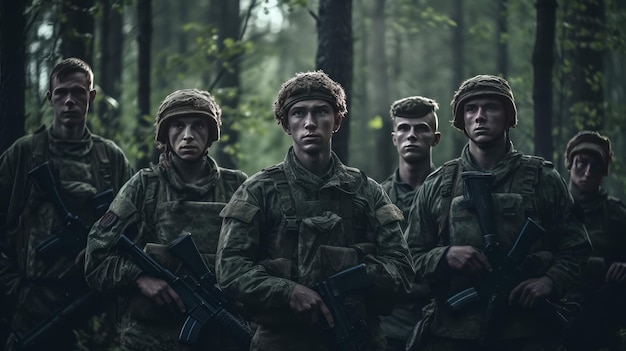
[216,71,414,350]
[379,96,440,350]
[562,131,626,351]
[406,75,590,350]
[0,57,133,350]
[85,89,247,350]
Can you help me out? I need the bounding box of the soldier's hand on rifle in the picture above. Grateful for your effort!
[74,248,86,267]
[136,273,186,313]
[508,275,553,308]
[289,283,334,327]
[606,261,626,282]
[445,245,492,276]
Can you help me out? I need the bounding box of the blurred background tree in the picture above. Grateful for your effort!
[1,0,626,198]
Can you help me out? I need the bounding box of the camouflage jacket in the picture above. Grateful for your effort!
[572,189,626,293]
[405,144,590,340]
[380,167,433,232]
[85,156,246,351]
[216,147,414,351]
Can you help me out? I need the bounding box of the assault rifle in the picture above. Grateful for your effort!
[445,171,574,345]
[28,161,114,256]
[314,263,372,351]
[10,290,98,351]
[114,233,252,349]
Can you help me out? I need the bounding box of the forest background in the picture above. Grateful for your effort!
[1,0,626,199]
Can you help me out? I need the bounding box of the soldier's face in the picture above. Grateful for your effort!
[167,115,212,161]
[47,72,95,128]
[463,97,507,146]
[570,152,604,193]
[284,99,340,156]
[392,114,440,164]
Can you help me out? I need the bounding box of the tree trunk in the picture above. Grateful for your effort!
[0,0,27,154]
[532,0,557,161]
[568,0,606,131]
[136,0,152,169]
[213,0,241,169]
[98,0,124,139]
[496,0,509,77]
[60,0,95,65]
[316,0,353,164]
[371,0,392,181]
[451,0,466,154]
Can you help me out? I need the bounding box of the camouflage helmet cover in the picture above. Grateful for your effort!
[272,70,347,128]
[565,130,612,176]
[154,89,222,150]
[450,74,517,131]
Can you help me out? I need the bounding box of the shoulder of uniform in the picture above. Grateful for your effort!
[607,195,626,208]
[219,167,248,184]
[521,154,553,168]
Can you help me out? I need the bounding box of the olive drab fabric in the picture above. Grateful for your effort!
[405,144,590,342]
[0,125,133,348]
[216,147,414,351]
[84,156,246,351]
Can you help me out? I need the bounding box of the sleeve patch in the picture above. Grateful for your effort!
[220,199,259,224]
[99,210,119,228]
[376,203,404,226]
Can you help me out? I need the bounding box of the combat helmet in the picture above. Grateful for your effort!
[450,75,517,131]
[565,131,612,176]
[154,89,222,151]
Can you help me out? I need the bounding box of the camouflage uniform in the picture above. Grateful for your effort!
[85,89,247,351]
[216,147,414,351]
[406,144,590,349]
[0,125,133,349]
[379,167,433,350]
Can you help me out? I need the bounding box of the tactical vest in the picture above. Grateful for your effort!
[436,155,547,246]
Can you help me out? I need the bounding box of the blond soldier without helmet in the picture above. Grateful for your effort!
[85,89,247,351]
[216,71,414,351]
[379,96,440,351]
[0,58,133,350]
[405,75,590,350]
[562,131,626,351]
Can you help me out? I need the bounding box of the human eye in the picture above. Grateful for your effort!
[396,124,410,132]
[290,109,304,117]
[314,107,329,116]
[464,105,477,113]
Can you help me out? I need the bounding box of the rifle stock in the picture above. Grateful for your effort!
[314,263,372,351]
[114,234,252,348]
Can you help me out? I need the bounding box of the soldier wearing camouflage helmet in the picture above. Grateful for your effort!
[405,75,590,350]
[216,71,414,351]
[379,96,440,350]
[562,131,626,351]
[0,57,133,350]
[85,89,247,351]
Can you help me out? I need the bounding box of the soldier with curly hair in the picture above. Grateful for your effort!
[562,131,626,351]
[85,89,247,350]
[379,96,440,350]
[405,75,590,350]
[216,71,414,350]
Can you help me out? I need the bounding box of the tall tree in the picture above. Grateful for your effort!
[568,0,606,130]
[532,0,557,160]
[371,0,392,181]
[0,0,28,154]
[496,0,509,77]
[136,0,152,169]
[316,0,353,164]
[60,0,95,64]
[98,0,124,139]
[451,0,466,154]
[213,0,241,169]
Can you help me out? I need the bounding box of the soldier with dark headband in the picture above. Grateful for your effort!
[85,89,247,351]
[562,131,626,351]
[0,57,133,350]
[405,75,590,350]
[380,96,440,350]
[216,71,414,351]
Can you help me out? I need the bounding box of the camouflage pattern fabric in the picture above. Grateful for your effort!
[405,143,590,345]
[216,147,414,351]
[0,126,133,350]
[85,156,246,351]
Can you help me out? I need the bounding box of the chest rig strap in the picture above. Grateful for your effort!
[264,164,299,236]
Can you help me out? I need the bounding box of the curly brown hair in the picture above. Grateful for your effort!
[273,71,347,127]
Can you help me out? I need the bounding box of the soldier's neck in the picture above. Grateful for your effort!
[468,139,507,171]
[399,157,431,189]
[171,155,209,184]
[51,122,86,140]
[293,147,332,177]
